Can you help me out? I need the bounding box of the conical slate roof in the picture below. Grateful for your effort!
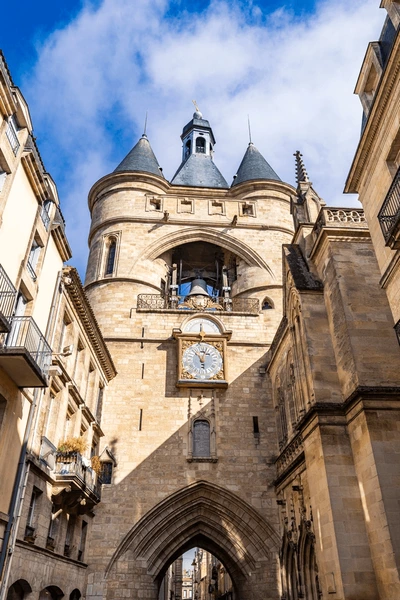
[114,135,163,177]
[232,143,280,186]
[171,154,229,189]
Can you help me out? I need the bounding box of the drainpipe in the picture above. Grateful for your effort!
[0,270,63,598]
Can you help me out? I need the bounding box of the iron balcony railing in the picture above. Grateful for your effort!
[26,259,37,282]
[5,117,20,155]
[137,294,260,314]
[4,316,52,378]
[40,203,51,230]
[0,264,17,331]
[378,167,400,246]
[54,451,101,499]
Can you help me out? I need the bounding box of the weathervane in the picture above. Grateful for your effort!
[192,99,201,113]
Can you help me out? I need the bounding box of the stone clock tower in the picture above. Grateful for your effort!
[84,109,295,600]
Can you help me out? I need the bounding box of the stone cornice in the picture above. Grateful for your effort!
[87,214,294,246]
[62,266,117,381]
[345,33,400,193]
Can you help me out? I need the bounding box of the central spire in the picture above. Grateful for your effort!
[171,108,228,188]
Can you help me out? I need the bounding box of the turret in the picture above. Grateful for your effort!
[171,108,228,188]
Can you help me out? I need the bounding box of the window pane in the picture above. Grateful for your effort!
[193,420,210,457]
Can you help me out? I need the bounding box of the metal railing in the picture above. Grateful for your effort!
[40,202,51,230]
[0,264,17,328]
[378,167,400,246]
[137,294,260,314]
[5,117,19,155]
[4,316,52,378]
[26,259,37,282]
[54,451,101,499]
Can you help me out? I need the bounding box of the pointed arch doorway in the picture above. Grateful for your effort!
[104,481,280,600]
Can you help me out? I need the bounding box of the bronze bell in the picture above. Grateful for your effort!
[186,278,209,297]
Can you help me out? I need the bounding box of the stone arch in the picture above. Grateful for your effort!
[38,587,64,600]
[141,227,274,276]
[6,580,32,600]
[106,480,280,599]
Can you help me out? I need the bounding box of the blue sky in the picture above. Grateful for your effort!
[2,0,383,276]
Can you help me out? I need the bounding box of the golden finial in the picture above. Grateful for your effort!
[192,99,201,113]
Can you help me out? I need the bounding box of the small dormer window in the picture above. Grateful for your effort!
[196,137,206,154]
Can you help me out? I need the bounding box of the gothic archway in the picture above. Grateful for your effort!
[105,480,280,600]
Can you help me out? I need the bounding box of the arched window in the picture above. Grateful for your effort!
[193,419,210,457]
[196,137,206,153]
[105,238,116,276]
[185,139,191,159]
[262,298,274,310]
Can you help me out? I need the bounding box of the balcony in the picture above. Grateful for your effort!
[0,316,51,387]
[52,451,101,514]
[137,295,260,314]
[378,168,400,248]
[0,264,17,333]
[313,207,367,237]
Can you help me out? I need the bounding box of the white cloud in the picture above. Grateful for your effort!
[24,0,383,274]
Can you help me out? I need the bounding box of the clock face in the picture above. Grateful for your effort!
[182,342,223,380]
[183,318,220,334]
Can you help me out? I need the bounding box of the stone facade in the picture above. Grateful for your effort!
[2,2,400,600]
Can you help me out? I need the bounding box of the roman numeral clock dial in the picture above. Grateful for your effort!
[182,342,222,380]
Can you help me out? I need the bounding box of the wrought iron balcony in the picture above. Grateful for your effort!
[52,451,101,514]
[0,264,17,333]
[378,168,400,248]
[137,294,260,314]
[0,316,52,387]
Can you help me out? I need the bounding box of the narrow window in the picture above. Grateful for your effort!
[101,462,113,484]
[138,408,143,431]
[78,521,88,561]
[253,416,259,434]
[25,488,41,538]
[27,239,41,281]
[185,139,191,159]
[105,239,116,276]
[193,420,210,457]
[196,137,206,153]
[47,506,60,550]
[64,515,75,557]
